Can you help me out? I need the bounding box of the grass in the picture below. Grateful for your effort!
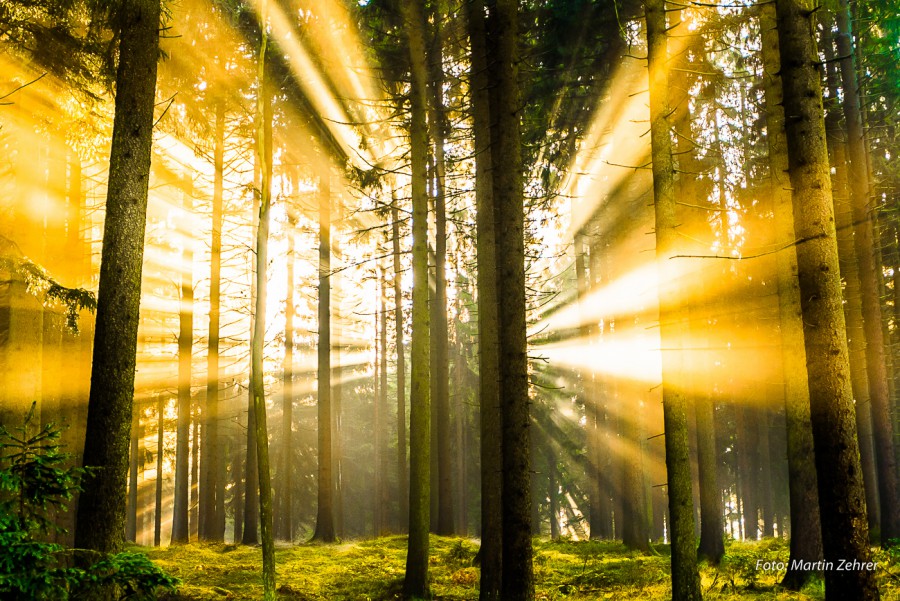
[140,536,900,600]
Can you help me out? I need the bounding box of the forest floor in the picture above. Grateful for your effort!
[143,535,900,600]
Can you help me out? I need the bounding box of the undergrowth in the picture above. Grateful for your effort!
[143,535,900,600]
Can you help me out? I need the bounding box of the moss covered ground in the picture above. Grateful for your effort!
[142,535,900,600]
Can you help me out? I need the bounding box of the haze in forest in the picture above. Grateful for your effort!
[0,0,899,600]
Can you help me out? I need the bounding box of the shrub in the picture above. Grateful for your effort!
[0,404,178,600]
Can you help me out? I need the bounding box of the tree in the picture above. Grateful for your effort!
[758,0,822,587]
[488,0,534,598]
[250,2,276,595]
[74,0,162,559]
[466,0,501,596]
[402,0,431,595]
[775,0,880,598]
[645,0,702,599]
[834,0,900,543]
[312,170,336,543]
[201,99,226,543]
[172,174,194,544]
[392,200,409,533]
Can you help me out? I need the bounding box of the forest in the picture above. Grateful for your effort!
[1,0,900,599]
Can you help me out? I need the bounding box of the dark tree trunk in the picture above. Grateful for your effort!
[427,0,454,537]
[822,23,882,538]
[392,201,408,533]
[172,174,194,544]
[313,171,336,543]
[775,0,881,598]
[126,407,139,543]
[835,0,900,542]
[403,0,432,595]
[74,0,161,557]
[277,210,296,542]
[488,1,534,598]
[468,0,502,596]
[695,393,724,563]
[201,100,225,542]
[645,0,701,598]
[154,395,164,546]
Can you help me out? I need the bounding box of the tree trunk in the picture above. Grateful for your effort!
[775,1,880,598]
[278,210,296,541]
[645,0,701,598]
[379,263,390,533]
[190,400,200,540]
[695,392,724,563]
[392,200,408,533]
[74,0,161,558]
[242,158,261,547]
[251,14,276,595]
[822,23,882,538]
[468,0,502,596]
[403,1,432,597]
[427,0,454,537]
[172,174,194,544]
[313,171,336,542]
[758,2,823,586]
[126,406,139,542]
[202,100,225,542]
[155,395,164,547]
[835,0,900,542]
[487,1,534,598]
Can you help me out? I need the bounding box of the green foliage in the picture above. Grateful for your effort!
[0,406,178,600]
[0,249,97,334]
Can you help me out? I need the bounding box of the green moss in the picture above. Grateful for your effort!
[142,536,900,600]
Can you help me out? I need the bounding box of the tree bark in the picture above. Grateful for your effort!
[821,25,882,536]
[251,12,276,595]
[468,0,502,596]
[392,200,408,533]
[278,209,296,542]
[74,0,161,557]
[201,100,225,542]
[403,0,432,596]
[313,170,336,543]
[488,1,534,598]
[645,0,701,598]
[775,0,880,598]
[759,5,823,583]
[834,0,900,542]
[172,174,194,544]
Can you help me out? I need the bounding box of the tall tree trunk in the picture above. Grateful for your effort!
[243,158,261,547]
[74,0,161,557]
[760,8,823,580]
[313,171,336,542]
[126,406,139,542]
[488,1,534,598]
[822,24,882,537]
[775,1,880,598]
[403,0,432,596]
[202,100,225,542]
[251,12,276,596]
[278,210,296,541]
[190,400,200,540]
[467,0,502,597]
[428,0,454,537]
[154,395,164,546]
[695,391,724,563]
[620,380,650,552]
[835,0,900,542]
[645,0,701,598]
[172,175,194,544]
[379,262,390,533]
[392,200,408,532]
